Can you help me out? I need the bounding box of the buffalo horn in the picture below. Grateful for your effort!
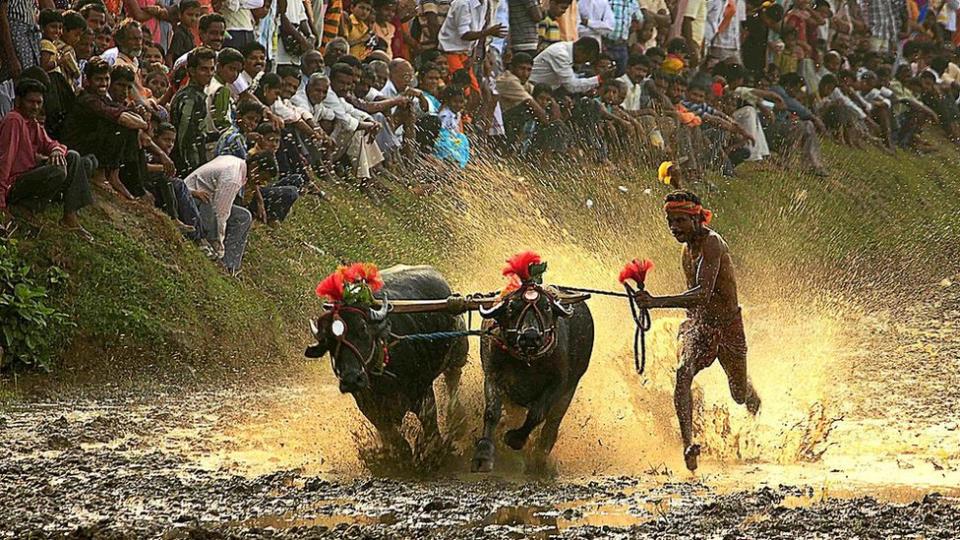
[370,294,389,321]
[309,318,319,336]
[552,298,576,317]
[479,301,506,319]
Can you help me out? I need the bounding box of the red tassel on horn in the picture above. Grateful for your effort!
[316,270,346,301]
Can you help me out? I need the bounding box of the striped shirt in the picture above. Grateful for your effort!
[607,0,642,42]
[537,15,562,49]
[6,0,36,25]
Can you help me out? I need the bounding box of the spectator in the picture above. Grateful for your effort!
[241,143,301,223]
[507,0,544,54]
[147,121,203,236]
[276,0,314,67]
[417,0,452,53]
[0,0,42,83]
[58,11,87,91]
[80,2,107,34]
[577,0,614,45]
[604,0,641,75]
[36,41,76,140]
[529,36,603,93]
[205,47,245,140]
[220,0,264,50]
[742,1,783,77]
[62,59,148,200]
[170,47,216,174]
[433,84,469,166]
[168,0,202,65]
[237,41,267,93]
[341,0,375,59]
[437,0,505,91]
[182,153,259,273]
[0,78,96,237]
[704,0,745,67]
[324,62,384,186]
[371,0,397,57]
[767,71,827,176]
[538,0,572,52]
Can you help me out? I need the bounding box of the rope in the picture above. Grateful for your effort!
[390,329,492,343]
[556,284,652,375]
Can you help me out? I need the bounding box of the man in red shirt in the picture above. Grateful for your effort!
[0,78,96,237]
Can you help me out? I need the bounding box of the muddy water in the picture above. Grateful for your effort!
[3,163,960,537]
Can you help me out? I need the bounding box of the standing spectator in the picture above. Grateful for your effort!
[342,0,375,59]
[0,78,97,237]
[858,0,899,53]
[80,2,107,34]
[704,0,745,67]
[0,0,42,82]
[434,84,470,166]
[205,47,245,142]
[604,0,641,75]
[576,0,614,45]
[276,0,315,67]
[418,0,452,53]
[220,0,265,50]
[438,0,505,91]
[372,0,398,57]
[507,0,544,53]
[742,1,783,77]
[171,47,216,174]
[58,11,87,91]
[537,0,571,51]
[168,0,202,65]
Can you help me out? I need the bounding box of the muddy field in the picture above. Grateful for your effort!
[1,282,959,539]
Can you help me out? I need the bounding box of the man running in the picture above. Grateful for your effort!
[633,190,761,471]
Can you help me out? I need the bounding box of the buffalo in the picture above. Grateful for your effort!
[471,253,595,473]
[306,265,468,458]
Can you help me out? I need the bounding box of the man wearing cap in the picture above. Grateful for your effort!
[632,189,761,472]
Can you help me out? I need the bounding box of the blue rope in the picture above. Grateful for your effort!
[391,329,491,342]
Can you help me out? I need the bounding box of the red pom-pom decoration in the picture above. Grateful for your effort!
[618,259,654,285]
[502,251,542,281]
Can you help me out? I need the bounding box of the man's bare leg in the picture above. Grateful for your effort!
[675,359,709,471]
[718,349,761,415]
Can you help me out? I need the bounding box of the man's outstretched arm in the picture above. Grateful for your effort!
[640,235,722,309]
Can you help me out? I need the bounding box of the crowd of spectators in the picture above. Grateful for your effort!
[1,0,958,273]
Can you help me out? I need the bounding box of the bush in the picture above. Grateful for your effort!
[0,238,73,371]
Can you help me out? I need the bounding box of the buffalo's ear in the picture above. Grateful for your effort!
[305,343,328,358]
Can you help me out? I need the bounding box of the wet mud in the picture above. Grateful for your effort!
[3,283,960,538]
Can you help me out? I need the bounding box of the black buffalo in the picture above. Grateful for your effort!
[306,265,468,456]
[471,283,595,472]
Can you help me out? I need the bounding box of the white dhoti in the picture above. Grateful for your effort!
[332,123,385,180]
[733,106,770,162]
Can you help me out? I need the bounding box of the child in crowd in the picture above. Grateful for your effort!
[168,0,202,65]
[342,0,376,59]
[434,85,470,167]
[372,0,398,57]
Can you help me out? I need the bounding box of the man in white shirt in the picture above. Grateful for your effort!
[324,63,385,182]
[577,0,615,43]
[438,0,505,89]
[529,37,603,93]
[704,0,745,66]
[183,153,265,273]
[220,0,265,50]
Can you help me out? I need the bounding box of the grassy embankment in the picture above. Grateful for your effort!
[1,140,958,393]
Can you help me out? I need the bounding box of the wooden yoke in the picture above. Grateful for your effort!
[372,290,591,315]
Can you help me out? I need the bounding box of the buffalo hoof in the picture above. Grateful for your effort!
[471,438,495,473]
[504,429,528,451]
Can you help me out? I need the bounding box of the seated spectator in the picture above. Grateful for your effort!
[237,41,267,94]
[62,58,149,200]
[0,78,97,238]
[216,99,263,159]
[433,84,469,167]
[170,47,216,175]
[58,11,88,91]
[681,79,752,176]
[147,122,203,237]
[888,64,938,151]
[324,62,384,187]
[767,72,828,177]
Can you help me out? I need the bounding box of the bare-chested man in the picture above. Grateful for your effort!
[633,190,761,471]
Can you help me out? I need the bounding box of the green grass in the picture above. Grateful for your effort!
[1,140,957,383]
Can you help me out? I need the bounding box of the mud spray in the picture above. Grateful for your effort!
[201,154,960,501]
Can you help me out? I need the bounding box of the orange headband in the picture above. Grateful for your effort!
[664,201,713,225]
